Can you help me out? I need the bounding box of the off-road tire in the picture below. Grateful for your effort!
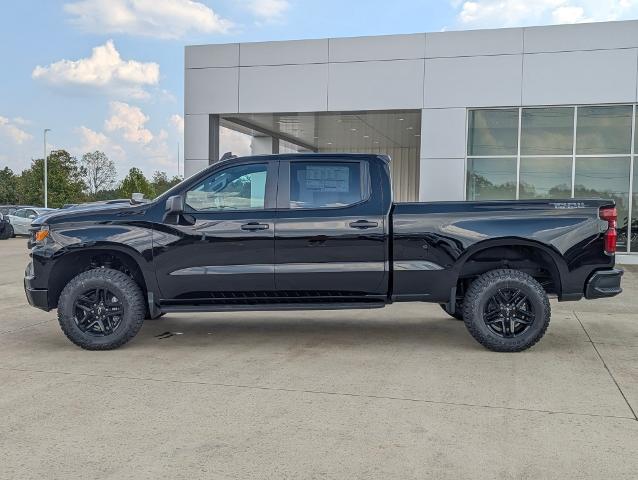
[58,268,145,350]
[463,269,550,352]
[0,224,12,240]
[439,301,464,320]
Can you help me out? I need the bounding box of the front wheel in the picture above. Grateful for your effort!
[57,268,145,350]
[462,269,550,352]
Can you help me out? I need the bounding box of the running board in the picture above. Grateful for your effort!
[159,302,387,313]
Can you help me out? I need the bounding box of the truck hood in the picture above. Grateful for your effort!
[33,201,150,227]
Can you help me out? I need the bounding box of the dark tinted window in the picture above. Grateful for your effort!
[289,161,367,209]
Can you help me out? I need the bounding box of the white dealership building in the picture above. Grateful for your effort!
[184,19,638,258]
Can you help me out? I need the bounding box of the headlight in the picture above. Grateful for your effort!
[33,225,50,243]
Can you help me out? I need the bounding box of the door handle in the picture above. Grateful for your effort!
[349,220,378,229]
[241,222,269,231]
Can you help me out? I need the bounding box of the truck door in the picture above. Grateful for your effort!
[274,158,387,297]
[153,161,278,300]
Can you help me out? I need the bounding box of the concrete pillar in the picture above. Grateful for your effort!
[184,114,210,178]
[419,108,468,201]
[208,114,220,164]
[251,136,275,155]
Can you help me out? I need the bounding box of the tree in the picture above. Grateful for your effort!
[0,167,19,204]
[17,150,86,207]
[80,151,116,197]
[119,167,155,199]
[151,171,182,195]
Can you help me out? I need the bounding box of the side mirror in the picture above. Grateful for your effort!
[165,195,184,215]
[28,215,36,220]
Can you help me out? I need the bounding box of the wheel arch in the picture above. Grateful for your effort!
[452,237,567,298]
[47,244,156,311]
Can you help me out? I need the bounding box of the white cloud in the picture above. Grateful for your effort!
[12,117,31,126]
[105,101,153,144]
[32,40,159,99]
[0,116,32,144]
[220,127,252,157]
[552,5,588,23]
[64,0,233,38]
[248,0,290,22]
[75,126,126,160]
[170,114,184,135]
[455,0,638,28]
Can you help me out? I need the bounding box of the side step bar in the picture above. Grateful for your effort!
[159,302,387,313]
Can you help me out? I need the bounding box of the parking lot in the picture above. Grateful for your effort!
[0,236,637,479]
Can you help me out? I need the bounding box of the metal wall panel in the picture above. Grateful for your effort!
[522,49,638,105]
[421,108,467,159]
[185,68,239,114]
[240,39,329,66]
[425,54,522,108]
[184,159,208,179]
[524,21,638,53]
[419,157,466,201]
[329,33,426,62]
[328,59,425,111]
[426,28,523,58]
[239,64,328,113]
[184,114,209,159]
[185,44,239,68]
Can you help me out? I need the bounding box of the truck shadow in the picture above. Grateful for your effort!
[137,314,490,351]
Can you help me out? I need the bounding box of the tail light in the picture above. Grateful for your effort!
[599,206,617,255]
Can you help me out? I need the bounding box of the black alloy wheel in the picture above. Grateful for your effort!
[73,287,124,336]
[58,268,145,350]
[482,288,534,338]
[462,269,551,352]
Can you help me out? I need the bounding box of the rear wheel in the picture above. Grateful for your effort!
[462,269,550,352]
[57,268,145,350]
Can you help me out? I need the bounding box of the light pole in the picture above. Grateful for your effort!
[43,129,51,208]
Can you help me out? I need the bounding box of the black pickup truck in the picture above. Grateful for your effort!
[24,153,623,352]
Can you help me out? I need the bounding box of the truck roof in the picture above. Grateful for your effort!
[220,152,390,162]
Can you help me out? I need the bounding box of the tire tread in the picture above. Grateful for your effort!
[462,269,550,352]
[57,268,145,350]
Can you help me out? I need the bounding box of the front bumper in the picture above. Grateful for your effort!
[24,262,50,311]
[585,269,623,299]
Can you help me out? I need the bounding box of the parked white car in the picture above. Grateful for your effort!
[7,207,56,236]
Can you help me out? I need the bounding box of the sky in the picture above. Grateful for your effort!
[1,0,638,180]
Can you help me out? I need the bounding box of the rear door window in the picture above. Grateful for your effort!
[289,161,369,209]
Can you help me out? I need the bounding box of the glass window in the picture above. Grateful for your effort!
[574,157,631,252]
[13,209,26,218]
[632,160,638,252]
[467,109,518,156]
[576,105,632,155]
[185,163,267,211]
[290,161,366,209]
[521,107,574,155]
[466,158,517,200]
[519,157,572,199]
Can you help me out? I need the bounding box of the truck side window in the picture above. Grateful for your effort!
[185,163,268,211]
[289,161,368,209]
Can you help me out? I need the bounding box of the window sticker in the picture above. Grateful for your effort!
[304,165,350,193]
